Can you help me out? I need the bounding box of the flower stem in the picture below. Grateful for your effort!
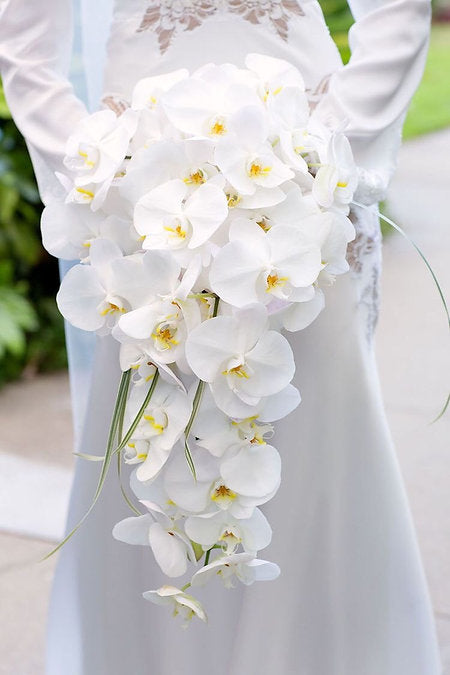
[181,582,191,592]
[354,200,450,422]
[183,295,220,479]
[204,548,212,566]
[42,369,132,560]
[114,370,160,454]
[116,372,142,515]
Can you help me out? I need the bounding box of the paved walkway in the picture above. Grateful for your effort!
[0,129,449,674]
[377,128,450,670]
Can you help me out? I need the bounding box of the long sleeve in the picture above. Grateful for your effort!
[315,0,431,200]
[0,0,88,203]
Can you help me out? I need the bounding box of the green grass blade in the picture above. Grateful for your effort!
[114,370,160,454]
[42,370,132,560]
[183,379,205,480]
[117,450,142,515]
[353,201,450,421]
[182,295,220,479]
[115,372,141,515]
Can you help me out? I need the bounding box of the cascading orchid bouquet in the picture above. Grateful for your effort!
[41,54,357,626]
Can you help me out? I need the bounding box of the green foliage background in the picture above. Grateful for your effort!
[0,83,67,386]
[0,1,448,387]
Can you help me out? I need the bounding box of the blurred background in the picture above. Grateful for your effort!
[0,2,449,673]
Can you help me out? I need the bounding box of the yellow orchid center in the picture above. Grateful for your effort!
[263,85,283,102]
[76,187,94,201]
[248,161,271,179]
[127,442,147,461]
[227,193,242,208]
[337,181,348,188]
[211,484,237,504]
[184,170,206,185]
[164,223,187,240]
[222,364,250,379]
[219,529,241,550]
[210,118,227,136]
[257,217,271,232]
[249,422,267,445]
[152,323,178,350]
[266,273,287,292]
[143,414,165,434]
[100,302,126,317]
[78,150,95,168]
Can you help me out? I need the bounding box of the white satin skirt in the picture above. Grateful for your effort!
[47,210,441,675]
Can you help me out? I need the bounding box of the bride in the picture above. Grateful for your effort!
[0,1,441,673]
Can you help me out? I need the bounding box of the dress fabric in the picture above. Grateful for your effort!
[0,1,441,673]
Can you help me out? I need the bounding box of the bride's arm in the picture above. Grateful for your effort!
[0,0,88,203]
[315,0,431,198]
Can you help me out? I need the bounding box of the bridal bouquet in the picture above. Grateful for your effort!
[42,54,356,625]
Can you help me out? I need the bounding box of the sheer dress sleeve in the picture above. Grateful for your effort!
[315,0,431,202]
[0,0,88,203]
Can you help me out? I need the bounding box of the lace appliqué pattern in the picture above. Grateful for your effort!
[137,1,305,54]
[306,74,331,112]
[347,207,382,345]
[102,95,130,116]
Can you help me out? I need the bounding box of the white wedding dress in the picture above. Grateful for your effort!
[0,1,441,673]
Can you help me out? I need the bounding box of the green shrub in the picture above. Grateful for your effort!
[321,0,354,63]
[0,82,67,387]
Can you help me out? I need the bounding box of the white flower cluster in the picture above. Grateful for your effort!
[42,54,356,625]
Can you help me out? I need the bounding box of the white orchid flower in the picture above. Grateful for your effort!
[255,384,301,421]
[120,298,200,369]
[120,138,217,208]
[65,180,111,210]
[231,182,310,233]
[130,71,189,151]
[118,344,186,393]
[214,105,294,197]
[219,441,281,501]
[164,446,273,519]
[293,210,355,283]
[185,304,295,418]
[132,69,189,112]
[245,53,305,100]
[113,500,194,578]
[191,552,280,588]
[64,109,137,209]
[119,345,159,383]
[274,287,326,333]
[143,586,207,626]
[191,387,274,458]
[129,466,181,515]
[125,380,192,482]
[164,445,220,514]
[267,87,318,173]
[210,218,321,308]
[185,507,272,555]
[118,250,201,367]
[162,63,261,137]
[312,132,358,213]
[41,201,139,260]
[56,239,154,333]
[134,178,228,255]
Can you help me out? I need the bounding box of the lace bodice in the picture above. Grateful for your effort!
[102,0,342,104]
[136,1,306,53]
